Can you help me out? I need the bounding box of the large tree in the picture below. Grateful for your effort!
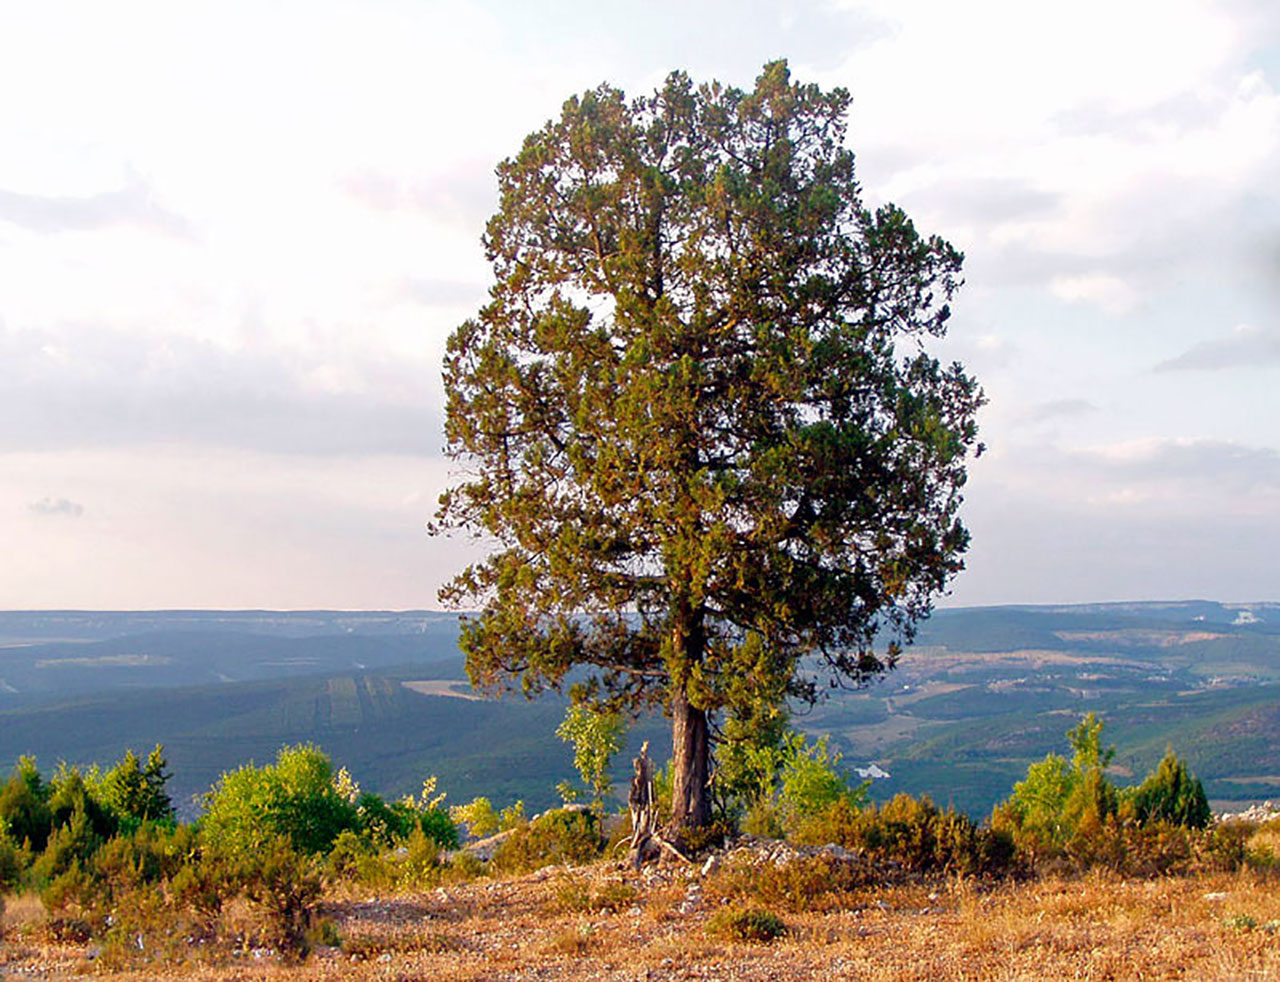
[434,61,983,832]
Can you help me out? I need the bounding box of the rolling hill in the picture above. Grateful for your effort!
[0,602,1276,818]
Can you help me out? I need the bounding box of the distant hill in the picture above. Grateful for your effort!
[0,602,1276,818]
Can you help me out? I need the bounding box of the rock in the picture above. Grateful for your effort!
[465,828,515,860]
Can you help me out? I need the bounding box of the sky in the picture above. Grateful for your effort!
[2,0,1278,610]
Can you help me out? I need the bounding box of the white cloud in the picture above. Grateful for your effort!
[0,322,443,456]
[1156,323,1280,371]
[28,496,84,517]
[1049,274,1141,315]
[1019,399,1099,424]
[0,1,1275,607]
[825,0,1280,304]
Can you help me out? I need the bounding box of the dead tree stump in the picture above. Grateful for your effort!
[628,741,659,868]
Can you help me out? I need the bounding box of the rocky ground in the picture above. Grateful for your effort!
[3,837,1280,980]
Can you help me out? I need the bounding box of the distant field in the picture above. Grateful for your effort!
[0,601,1277,818]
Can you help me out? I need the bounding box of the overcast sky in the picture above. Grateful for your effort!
[3,0,1278,610]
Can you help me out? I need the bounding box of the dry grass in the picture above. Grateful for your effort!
[2,864,1279,979]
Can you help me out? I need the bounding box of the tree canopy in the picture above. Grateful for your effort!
[435,61,983,830]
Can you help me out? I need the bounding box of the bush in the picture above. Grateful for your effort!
[795,793,1016,877]
[1245,817,1280,868]
[0,835,26,891]
[29,805,101,888]
[169,846,239,927]
[491,808,601,872]
[719,729,866,837]
[450,797,500,839]
[240,837,323,957]
[706,906,787,944]
[713,853,878,913]
[0,758,52,852]
[397,827,444,890]
[90,746,174,832]
[1127,749,1210,829]
[420,807,460,850]
[202,744,359,856]
[555,876,637,913]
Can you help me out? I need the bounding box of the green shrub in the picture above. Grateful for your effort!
[491,808,601,872]
[0,758,52,852]
[40,863,103,927]
[1245,817,1280,868]
[0,835,27,891]
[397,827,445,890]
[327,828,377,880]
[202,744,359,856]
[706,906,787,943]
[444,849,486,883]
[29,805,101,888]
[995,713,1120,859]
[420,807,460,850]
[450,796,500,839]
[353,791,416,846]
[169,847,240,926]
[89,746,174,832]
[240,837,323,957]
[556,704,626,810]
[795,793,1016,877]
[717,728,866,836]
[1127,749,1210,829]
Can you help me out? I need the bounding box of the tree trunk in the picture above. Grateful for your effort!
[668,688,711,832]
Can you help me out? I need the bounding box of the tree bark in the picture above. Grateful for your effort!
[668,687,711,832]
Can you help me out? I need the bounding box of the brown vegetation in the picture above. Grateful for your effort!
[3,855,1280,980]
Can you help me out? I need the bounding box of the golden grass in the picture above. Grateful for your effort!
[3,864,1280,979]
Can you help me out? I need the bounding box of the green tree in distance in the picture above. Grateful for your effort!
[435,61,983,832]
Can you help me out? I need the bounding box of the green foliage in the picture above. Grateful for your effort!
[396,826,445,890]
[419,806,460,850]
[29,804,101,888]
[713,668,790,819]
[240,836,324,958]
[499,799,528,831]
[169,846,239,924]
[556,704,626,809]
[434,59,982,830]
[0,835,24,891]
[1128,748,1211,829]
[491,807,602,873]
[90,746,174,832]
[706,906,787,944]
[1067,712,1114,771]
[0,756,52,851]
[996,713,1118,853]
[795,793,1016,877]
[450,796,500,838]
[201,744,360,856]
[996,714,1226,871]
[726,729,866,836]
[353,790,415,845]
